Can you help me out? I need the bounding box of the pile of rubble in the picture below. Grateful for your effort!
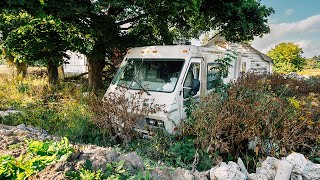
[0,124,319,180]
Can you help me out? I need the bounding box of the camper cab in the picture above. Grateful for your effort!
[105,45,241,134]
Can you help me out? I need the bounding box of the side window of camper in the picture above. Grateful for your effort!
[207,63,220,90]
[183,63,200,99]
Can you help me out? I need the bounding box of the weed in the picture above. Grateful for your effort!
[124,133,213,171]
[0,138,73,180]
[0,74,111,146]
[66,159,140,180]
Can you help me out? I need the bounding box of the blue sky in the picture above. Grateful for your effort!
[261,0,320,23]
[252,0,320,57]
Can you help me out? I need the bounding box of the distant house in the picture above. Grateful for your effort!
[203,35,273,75]
[63,51,88,74]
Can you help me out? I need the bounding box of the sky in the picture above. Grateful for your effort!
[251,0,320,58]
[192,0,320,58]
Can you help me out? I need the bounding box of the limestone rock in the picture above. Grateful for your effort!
[286,152,307,174]
[248,173,268,180]
[0,129,13,136]
[173,167,188,180]
[258,157,279,179]
[0,110,21,116]
[209,165,219,180]
[237,157,249,176]
[118,152,144,170]
[275,160,292,180]
[105,150,119,161]
[17,124,27,130]
[302,161,320,180]
[210,162,246,180]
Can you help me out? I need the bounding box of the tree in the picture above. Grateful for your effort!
[267,42,306,73]
[0,9,31,77]
[312,55,320,68]
[1,0,274,89]
[0,9,71,84]
[304,55,320,69]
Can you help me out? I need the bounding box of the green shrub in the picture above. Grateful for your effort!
[65,159,148,180]
[124,133,213,171]
[182,74,320,170]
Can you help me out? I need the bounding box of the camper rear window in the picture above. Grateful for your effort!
[112,59,185,93]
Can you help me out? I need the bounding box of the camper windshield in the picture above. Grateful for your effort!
[112,59,184,93]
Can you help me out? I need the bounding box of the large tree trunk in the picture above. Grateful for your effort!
[16,62,27,78]
[47,59,59,85]
[87,56,105,90]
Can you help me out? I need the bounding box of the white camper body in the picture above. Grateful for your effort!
[105,45,241,134]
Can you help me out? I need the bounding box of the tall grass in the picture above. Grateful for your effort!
[0,72,111,146]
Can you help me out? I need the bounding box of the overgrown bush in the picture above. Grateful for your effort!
[91,87,162,144]
[183,74,320,169]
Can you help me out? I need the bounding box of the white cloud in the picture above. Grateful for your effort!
[285,9,294,16]
[252,14,320,57]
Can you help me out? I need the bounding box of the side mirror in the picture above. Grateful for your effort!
[191,79,200,92]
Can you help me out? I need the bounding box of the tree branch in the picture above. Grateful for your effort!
[116,14,144,26]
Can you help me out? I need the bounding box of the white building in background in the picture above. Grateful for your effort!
[203,35,273,74]
[63,51,88,74]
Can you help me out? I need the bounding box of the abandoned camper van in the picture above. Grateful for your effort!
[105,44,272,134]
[106,45,235,134]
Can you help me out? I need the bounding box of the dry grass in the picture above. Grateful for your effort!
[298,68,320,76]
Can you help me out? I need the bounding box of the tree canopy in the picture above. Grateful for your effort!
[267,42,306,74]
[0,0,274,88]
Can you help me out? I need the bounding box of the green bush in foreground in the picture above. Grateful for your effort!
[124,133,213,172]
[66,159,151,180]
[0,138,73,180]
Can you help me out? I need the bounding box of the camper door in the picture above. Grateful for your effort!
[180,58,202,120]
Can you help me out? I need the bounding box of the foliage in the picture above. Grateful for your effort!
[0,9,73,84]
[66,159,152,180]
[0,74,110,146]
[92,87,163,144]
[1,0,274,89]
[210,51,237,99]
[267,42,306,73]
[182,74,320,170]
[299,69,320,76]
[0,138,73,180]
[303,55,320,69]
[66,159,128,180]
[124,133,213,171]
[4,14,70,66]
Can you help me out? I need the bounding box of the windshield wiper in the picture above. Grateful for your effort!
[127,58,151,95]
[131,77,151,95]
